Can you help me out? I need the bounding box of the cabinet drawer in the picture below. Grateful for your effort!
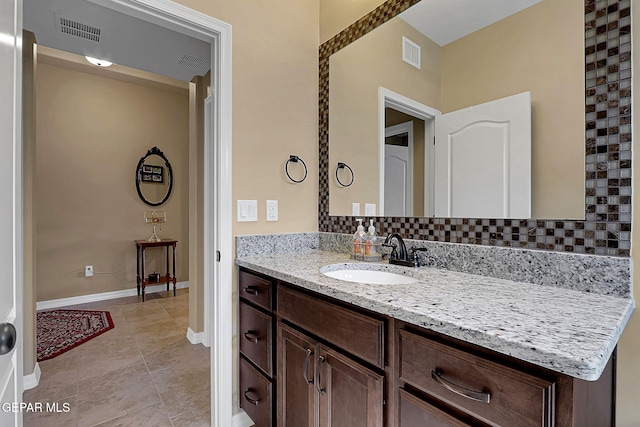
[240,301,273,376]
[278,285,384,369]
[239,269,273,311]
[240,356,273,427]
[399,329,555,427]
[399,388,471,427]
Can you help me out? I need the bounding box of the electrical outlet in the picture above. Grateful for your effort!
[85,265,94,277]
[266,200,278,221]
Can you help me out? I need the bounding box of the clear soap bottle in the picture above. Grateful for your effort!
[352,219,366,260]
[364,219,381,261]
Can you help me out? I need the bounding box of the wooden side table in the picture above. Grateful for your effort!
[135,239,178,301]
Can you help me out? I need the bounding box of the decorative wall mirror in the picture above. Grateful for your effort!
[319,0,632,256]
[135,146,174,207]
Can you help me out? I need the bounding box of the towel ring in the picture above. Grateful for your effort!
[285,155,308,183]
[336,162,354,187]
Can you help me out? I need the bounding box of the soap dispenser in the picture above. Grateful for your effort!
[352,219,366,260]
[364,219,381,261]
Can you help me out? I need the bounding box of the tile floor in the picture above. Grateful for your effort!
[24,288,211,427]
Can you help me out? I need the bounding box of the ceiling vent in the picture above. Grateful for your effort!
[55,13,103,43]
[402,36,421,70]
[178,53,210,74]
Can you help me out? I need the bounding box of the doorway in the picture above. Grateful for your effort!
[16,1,233,426]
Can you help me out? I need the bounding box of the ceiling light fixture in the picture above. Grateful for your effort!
[85,56,113,67]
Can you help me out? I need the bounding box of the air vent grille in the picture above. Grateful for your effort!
[178,54,210,72]
[55,13,102,42]
[402,36,421,70]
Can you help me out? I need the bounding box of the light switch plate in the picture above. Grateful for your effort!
[237,200,257,222]
[352,203,360,216]
[365,203,376,216]
[266,200,278,221]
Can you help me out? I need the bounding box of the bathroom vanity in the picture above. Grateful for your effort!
[236,248,634,427]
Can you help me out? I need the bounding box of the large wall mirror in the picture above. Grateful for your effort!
[319,0,632,256]
[329,0,584,220]
[135,146,174,207]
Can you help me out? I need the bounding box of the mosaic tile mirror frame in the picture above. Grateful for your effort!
[318,0,632,256]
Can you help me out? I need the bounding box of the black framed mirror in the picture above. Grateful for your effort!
[135,146,173,207]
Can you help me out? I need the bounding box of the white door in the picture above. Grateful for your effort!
[1,0,24,426]
[434,92,531,218]
[384,122,413,216]
[384,144,409,216]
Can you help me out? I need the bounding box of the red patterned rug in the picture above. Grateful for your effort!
[37,309,114,362]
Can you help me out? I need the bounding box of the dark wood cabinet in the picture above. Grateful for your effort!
[317,344,384,427]
[238,269,276,427]
[277,322,384,427]
[238,267,616,427]
[277,324,317,427]
[396,324,616,427]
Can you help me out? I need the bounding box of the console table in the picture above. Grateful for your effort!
[135,239,177,301]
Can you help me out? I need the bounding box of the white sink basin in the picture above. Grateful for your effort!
[321,266,418,285]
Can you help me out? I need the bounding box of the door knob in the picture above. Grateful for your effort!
[0,323,16,355]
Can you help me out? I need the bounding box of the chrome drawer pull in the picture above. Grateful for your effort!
[303,348,314,385]
[431,369,491,404]
[243,388,261,405]
[243,286,260,295]
[315,355,326,395]
[243,331,260,343]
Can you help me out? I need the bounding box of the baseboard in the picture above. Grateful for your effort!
[36,281,189,310]
[23,362,41,390]
[186,327,206,345]
[232,410,253,427]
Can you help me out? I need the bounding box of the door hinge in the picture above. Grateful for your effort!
[216,251,221,262]
[433,136,436,145]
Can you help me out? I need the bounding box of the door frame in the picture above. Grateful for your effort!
[384,121,414,216]
[34,0,233,425]
[378,87,440,217]
[2,0,25,425]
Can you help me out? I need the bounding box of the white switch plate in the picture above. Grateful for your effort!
[352,203,360,216]
[266,200,278,221]
[365,203,376,216]
[237,200,258,222]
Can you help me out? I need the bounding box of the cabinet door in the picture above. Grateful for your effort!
[317,345,384,427]
[277,323,317,427]
[399,388,471,427]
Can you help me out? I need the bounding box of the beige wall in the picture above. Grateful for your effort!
[617,2,640,424]
[35,60,190,301]
[176,0,320,411]
[320,0,386,44]
[329,17,441,215]
[442,0,584,219]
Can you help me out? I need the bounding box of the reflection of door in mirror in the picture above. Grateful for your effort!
[384,122,413,217]
[434,92,532,219]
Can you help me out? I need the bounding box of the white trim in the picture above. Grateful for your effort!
[36,281,190,311]
[186,327,206,345]
[378,87,440,217]
[231,410,254,427]
[22,362,40,391]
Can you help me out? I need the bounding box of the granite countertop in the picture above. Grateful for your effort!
[235,249,635,381]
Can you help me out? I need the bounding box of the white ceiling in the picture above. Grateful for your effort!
[23,0,211,81]
[399,0,543,46]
